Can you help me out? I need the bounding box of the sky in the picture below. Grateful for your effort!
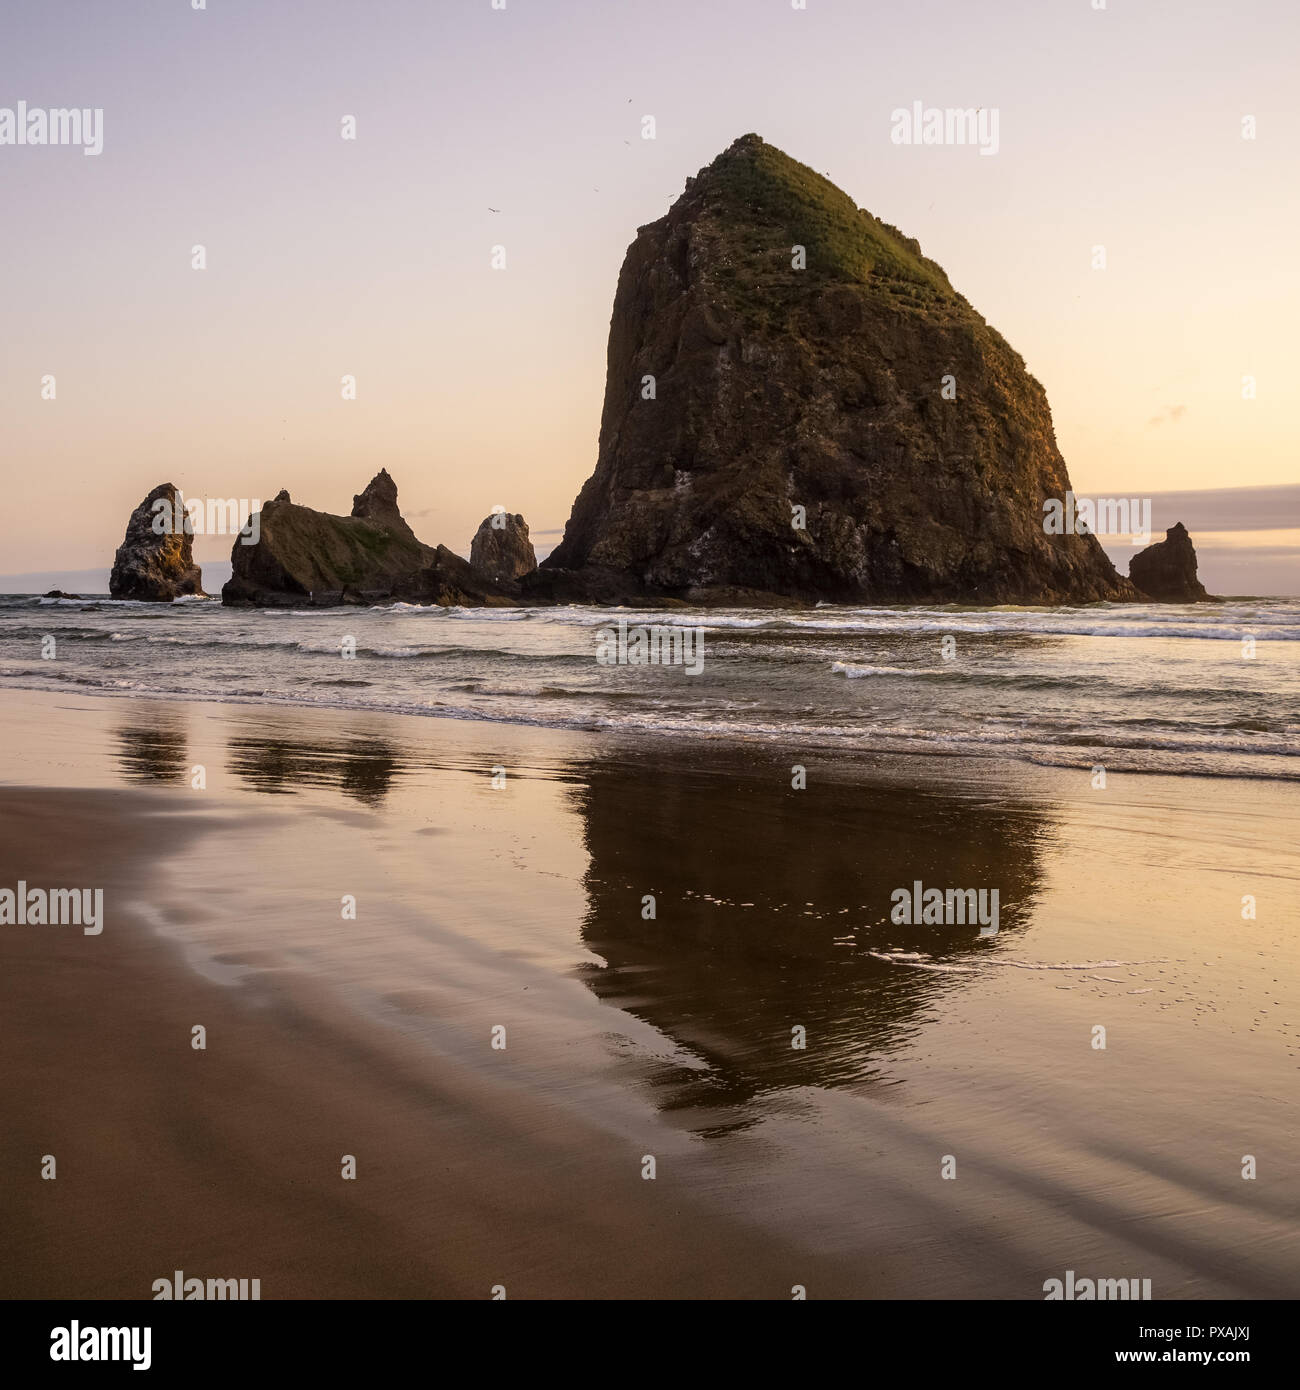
[2,0,1297,593]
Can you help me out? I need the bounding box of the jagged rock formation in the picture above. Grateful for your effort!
[43,590,83,600]
[109,483,205,601]
[347,470,418,540]
[221,469,513,607]
[1129,522,1210,602]
[469,511,537,583]
[541,133,1136,605]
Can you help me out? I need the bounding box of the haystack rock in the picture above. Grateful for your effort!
[109,483,205,601]
[470,511,537,583]
[221,469,513,607]
[1129,522,1210,602]
[541,134,1136,605]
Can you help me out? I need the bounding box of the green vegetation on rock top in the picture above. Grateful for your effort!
[695,135,961,321]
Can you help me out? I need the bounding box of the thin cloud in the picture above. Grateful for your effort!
[1088,484,1300,534]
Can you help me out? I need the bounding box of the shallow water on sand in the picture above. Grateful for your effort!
[3,691,1296,1297]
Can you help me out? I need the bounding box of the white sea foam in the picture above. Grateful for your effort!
[832,661,933,677]
[870,950,1171,973]
[3,595,1297,779]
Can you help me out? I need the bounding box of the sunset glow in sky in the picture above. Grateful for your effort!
[3,0,1297,592]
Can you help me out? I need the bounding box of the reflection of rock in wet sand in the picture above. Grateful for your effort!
[572,750,1047,1110]
[226,731,402,806]
[114,708,190,784]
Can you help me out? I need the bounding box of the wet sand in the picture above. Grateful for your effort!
[0,792,863,1299]
[1,688,1298,1298]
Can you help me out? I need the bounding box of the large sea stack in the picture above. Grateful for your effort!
[222,469,511,607]
[109,483,205,601]
[1129,522,1211,602]
[541,134,1136,605]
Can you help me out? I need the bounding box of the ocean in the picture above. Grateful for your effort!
[4,593,1298,781]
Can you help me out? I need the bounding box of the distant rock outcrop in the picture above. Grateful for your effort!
[109,483,205,601]
[43,590,82,600]
[541,133,1135,605]
[1129,522,1210,602]
[221,469,513,608]
[470,511,537,583]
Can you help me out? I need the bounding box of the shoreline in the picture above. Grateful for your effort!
[2,687,1298,1299]
[6,592,1297,789]
[1,673,1296,785]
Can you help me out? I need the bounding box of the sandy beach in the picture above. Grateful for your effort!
[1,686,1297,1299]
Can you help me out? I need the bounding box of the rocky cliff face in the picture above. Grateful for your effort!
[109,483,205,601]
[222,469,511,607]
[1129,522,1210,602]
[542,134,1135,605]
[470,511,537,583]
